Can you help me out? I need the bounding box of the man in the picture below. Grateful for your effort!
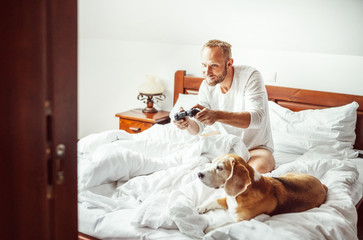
[174,39,275,174]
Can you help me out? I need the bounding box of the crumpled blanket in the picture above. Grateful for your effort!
[78,124,360,240]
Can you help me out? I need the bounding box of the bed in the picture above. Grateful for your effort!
[78,70,363,240]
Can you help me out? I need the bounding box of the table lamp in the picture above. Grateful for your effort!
[137,75,166,113]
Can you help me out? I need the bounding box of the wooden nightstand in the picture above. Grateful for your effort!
[115,109,170,133]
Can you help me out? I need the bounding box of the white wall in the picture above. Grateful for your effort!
[78,40,201,137]
[78,0,363,138]
[79,0,363,56]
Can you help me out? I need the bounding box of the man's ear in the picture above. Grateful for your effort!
[227,58,234,68]
[224,158,251,197]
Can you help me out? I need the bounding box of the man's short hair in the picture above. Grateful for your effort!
[203,39,232,60]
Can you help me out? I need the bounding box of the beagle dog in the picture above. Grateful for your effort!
[197,154,328,222]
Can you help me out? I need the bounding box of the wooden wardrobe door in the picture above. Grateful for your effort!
[0,1,50,238]
[0,0,77,239]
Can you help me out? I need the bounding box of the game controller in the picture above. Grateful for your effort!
[174,108,200,121]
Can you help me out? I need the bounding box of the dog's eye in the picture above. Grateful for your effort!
[216,165,223,171]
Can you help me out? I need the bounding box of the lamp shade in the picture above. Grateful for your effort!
[138,75,164,95]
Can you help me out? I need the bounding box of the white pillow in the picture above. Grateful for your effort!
[169,94,199,121]
[269,101,359,158]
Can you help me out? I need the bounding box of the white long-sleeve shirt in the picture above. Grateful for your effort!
[197,65,274,151]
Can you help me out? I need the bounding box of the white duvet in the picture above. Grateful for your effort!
[78,124,361,240]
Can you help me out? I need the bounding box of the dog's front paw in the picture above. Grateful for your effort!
[197,199,221,214]
[197,204,209,214]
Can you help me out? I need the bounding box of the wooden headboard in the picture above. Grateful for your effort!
[174,70,363,150]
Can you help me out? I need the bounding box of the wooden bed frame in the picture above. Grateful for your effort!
[78,70,363,239]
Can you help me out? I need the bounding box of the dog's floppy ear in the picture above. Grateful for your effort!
[224,157,251,196]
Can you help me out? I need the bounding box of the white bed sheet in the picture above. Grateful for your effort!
[273,151,363,206]
[351,153,363,184]
[78,124,363,240]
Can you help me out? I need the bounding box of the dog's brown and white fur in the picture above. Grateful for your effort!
[197,154,328,222]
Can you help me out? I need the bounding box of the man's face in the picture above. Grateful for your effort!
[201,47,228,86]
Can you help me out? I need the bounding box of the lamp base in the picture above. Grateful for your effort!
[137,93,165,114]
[142,107,158,113]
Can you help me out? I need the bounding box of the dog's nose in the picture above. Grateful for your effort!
[198,172,204,179]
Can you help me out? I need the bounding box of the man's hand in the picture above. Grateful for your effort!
[173,107,191,130]
[173,107,201,135]
[193,104,218,125]
[173,117,191,130]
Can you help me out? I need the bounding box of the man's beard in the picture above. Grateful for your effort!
[206,63,228,86]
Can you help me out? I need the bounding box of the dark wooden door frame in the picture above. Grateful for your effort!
[0,1,78,239]
[47,0,78,239]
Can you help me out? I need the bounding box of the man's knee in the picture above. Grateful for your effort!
[248,149,275,174]
[252,161,274,174]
